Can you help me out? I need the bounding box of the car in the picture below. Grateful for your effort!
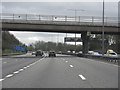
[76,51,83,57]
[106,52,118,57]
[92,52,100,55]
[58,51,62,54]
[106,49,118,56]
[32,51,36,55]
[35,50,44,56]
[49,51,56,57]
[88,51,94,55]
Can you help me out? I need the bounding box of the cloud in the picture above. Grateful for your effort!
[9,31,65,45]
[9,31,81,45]
[2,2,118,17]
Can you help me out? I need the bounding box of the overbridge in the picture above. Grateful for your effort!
[1,13,119,34]
[1,13,119,54]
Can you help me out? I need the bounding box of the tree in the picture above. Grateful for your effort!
[2,31,26,53]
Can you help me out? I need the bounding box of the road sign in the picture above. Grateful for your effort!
[64,37,108,43]
[13,45,25,51]
[64,37,82,42]
[89,38,108,43]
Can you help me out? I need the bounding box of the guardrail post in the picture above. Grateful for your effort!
[0,13,1,19]
[39,15,41,21]
[52,15,54,21]
[79,16,80,23]
[92,17,94,24]
[65,16,67,22]
[105,17,107,25]
[13,14,14,21]
[26,14,27,21]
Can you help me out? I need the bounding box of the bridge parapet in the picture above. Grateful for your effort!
[1,13,118,27]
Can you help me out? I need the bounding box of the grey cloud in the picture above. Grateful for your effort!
[2,2,118,17]
[9,31,67,45]
[10,31,66,38]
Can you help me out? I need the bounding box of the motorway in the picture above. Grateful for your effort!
[1,53,118,88]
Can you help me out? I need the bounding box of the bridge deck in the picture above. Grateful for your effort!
[1,13,119,34]
[1,13,118,26]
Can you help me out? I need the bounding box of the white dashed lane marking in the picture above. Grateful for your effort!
[79,74,86,80]
[1,57,45,81]
[70,65,74,68]
[0,79,5,82]
[65,61,68,63]
[6,74,14,78]
[13,71,19,74]
[23,67,28,69]
[19,69,24,72]
[26,66,30,68]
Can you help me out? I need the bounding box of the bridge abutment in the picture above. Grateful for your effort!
[81,32,89,55]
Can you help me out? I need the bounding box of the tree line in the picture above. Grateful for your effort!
[28,34,120,54]
[2,31,120,54]
[2,31,26,54]
[28,41,82,53]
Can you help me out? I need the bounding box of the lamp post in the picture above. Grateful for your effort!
[102,0,105,56]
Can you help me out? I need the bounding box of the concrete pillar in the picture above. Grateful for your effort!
[81,32,89,55]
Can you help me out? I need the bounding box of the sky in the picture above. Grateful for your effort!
[2,0,120,2]
[1,1,119,45]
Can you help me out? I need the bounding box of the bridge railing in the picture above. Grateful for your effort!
[1,13,118,26]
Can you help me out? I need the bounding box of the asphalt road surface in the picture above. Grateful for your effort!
[1,53,118,88]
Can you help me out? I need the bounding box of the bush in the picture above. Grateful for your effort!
[3,49,21,54]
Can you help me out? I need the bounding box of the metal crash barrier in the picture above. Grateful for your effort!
[84,54,120,65]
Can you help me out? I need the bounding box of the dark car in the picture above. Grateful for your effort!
[49,51,56,57]
[35,50,43,56]
[76,51,83,57]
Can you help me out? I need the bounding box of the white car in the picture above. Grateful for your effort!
[92,52,100,55]
[32,52,36,55]
[106,52,118,57]
[88,51,100,56]
[88,51,94,55]
[106,50,118,57]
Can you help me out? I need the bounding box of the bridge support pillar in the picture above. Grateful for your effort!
[81,32,89,55]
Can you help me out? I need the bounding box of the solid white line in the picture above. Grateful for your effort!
[79,74,86,80]
[6,74,14,78]
[70,65,74,67]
